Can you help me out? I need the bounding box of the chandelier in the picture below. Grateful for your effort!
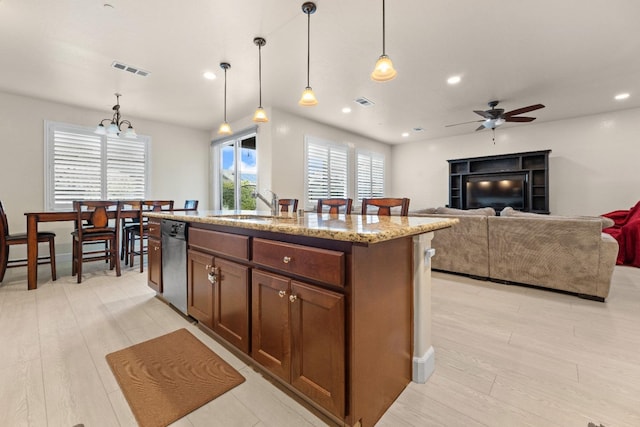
[95,93,137,138]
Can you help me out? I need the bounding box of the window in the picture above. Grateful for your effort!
[304,136,348,208]
[304,136,386,209]
[212,127,257,210]
[45,121,149,211]
[356,150,385,201]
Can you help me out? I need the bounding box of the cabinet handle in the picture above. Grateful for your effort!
[154,246,159,251]
[208,268,217,285]
[283,256,291,264]
[289,294,297,303]
[205,264,211,270]
[278,290,287,298]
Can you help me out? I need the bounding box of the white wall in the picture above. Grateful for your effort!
[234,108,393,210]
[391,108,640,216]
[0,90,211,255]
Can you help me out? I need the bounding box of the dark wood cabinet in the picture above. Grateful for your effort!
[213,257,250,353]
[251,269,345,418]
[147,219,162,292]
[187,249,215,328]
[448,150,551,213]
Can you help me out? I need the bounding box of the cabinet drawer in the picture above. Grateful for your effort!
[189,228,249,261]
[253,238,345,287]
[148,219,161,239]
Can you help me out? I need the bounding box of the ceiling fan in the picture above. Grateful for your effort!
[446,100,545,131]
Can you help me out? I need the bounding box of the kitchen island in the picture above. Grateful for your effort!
[144,210,457,427]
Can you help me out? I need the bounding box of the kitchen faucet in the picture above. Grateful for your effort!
[248,186,278,215]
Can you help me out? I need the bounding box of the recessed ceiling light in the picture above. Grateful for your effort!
[401,132,410,137]
[447,75,461,85]
[614,93,630,101]
[342,107,352,114]
[203,71,216,80]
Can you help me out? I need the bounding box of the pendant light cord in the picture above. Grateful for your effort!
[224,67,228,122]
[306,11,311,87]
[382,0,386,55]
[258,44,263,107]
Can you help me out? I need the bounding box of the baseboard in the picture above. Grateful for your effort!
[412,345,435,383]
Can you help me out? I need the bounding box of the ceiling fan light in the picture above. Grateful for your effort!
[299,87,318,106]
[94,123,107,135]
[495,118,505,126]
[371,55,397,82]
[253,107,269,122]
[218,121,232,135]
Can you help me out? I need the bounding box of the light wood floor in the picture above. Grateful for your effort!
[1,263,639,426]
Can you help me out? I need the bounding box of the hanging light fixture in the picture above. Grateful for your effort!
[95,93,137,138]
[371,0,397,82]
[252,37,268,123]
[299,2,318,106]
[218,62,232,135]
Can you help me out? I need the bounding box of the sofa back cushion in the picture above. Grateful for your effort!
[435,206,496,216]
[500,207,615,229]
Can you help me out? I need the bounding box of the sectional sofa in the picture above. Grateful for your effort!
[412,207,619,301]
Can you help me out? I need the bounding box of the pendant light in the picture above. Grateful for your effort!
[252,37,268,123]
[299,2,318,106]
[95,93,137,138]
[218,62,232,135]
[371,0,397,82]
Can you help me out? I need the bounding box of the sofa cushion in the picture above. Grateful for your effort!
[411,207,437,214]
[435,206,496,216]
[500,207,615,229]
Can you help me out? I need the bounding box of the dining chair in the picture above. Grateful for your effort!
[361,197,410,216]
[120,200,143,268]
[0,200,57,283]
[72,200,121,283]
[316,198,353,214]
[184,200,199,210]
[278,199,298,213]
[127,200,174,271]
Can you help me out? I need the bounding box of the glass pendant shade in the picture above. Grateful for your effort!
[123,126,137,138]
[218,121,232,135]
[253,107,268,122]
[371,54,397,82]
[299,87,318,106]
[107,122,120,136]
[94,124,107,135]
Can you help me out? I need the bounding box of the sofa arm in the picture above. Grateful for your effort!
[595,233,619,299]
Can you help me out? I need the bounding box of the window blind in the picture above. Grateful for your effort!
[356,151,385,201]
[45,121,149,211]
[305,138,348,204]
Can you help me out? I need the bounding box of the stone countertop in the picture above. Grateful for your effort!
[144,210,458,244]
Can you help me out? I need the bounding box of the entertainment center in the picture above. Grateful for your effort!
[448,150,550,213]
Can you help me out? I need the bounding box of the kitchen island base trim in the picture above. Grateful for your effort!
[413,346,435,383]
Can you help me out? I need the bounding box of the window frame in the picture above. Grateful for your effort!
[44,120,150,211]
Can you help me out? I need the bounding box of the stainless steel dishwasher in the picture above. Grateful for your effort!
[161,219,188,314]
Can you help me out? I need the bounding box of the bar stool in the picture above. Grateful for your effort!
[278,199,298,213]
[361,198,410,216]
[316,198,353,214]
[127,200,174,271]
[0,200,56,283]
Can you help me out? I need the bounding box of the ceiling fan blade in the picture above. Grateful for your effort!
[474,110,493,119]
[475,124,486,131]
[504,104,545,117]
[505,116,536,123]
[445,120,483,128]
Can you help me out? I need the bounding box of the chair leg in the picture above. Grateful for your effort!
[72,238,77,276]
[139,235,145,273]
[129,232,136,268]
[48,236,57,281]
[0,244,9,282]
[114,236,121,277]
[76,240,83,284]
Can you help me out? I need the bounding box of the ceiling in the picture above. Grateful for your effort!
[1,0,639,145]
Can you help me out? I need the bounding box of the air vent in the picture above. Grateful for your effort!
[111,61,151,77]
[413,127,425,132]
[354,97,375,107]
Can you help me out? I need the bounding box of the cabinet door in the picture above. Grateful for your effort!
[147,238,162,293]
[290,281,345,417]
[214,258,250,353]
[251,269,291,382]
[187,249,215,328]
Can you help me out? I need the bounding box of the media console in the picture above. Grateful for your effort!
[448,150,550,213]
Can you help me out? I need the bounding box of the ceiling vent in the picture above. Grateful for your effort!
[354,97,375,107]
[111,61,151,77]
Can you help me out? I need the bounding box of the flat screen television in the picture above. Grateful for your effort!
[466,174,526,209]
